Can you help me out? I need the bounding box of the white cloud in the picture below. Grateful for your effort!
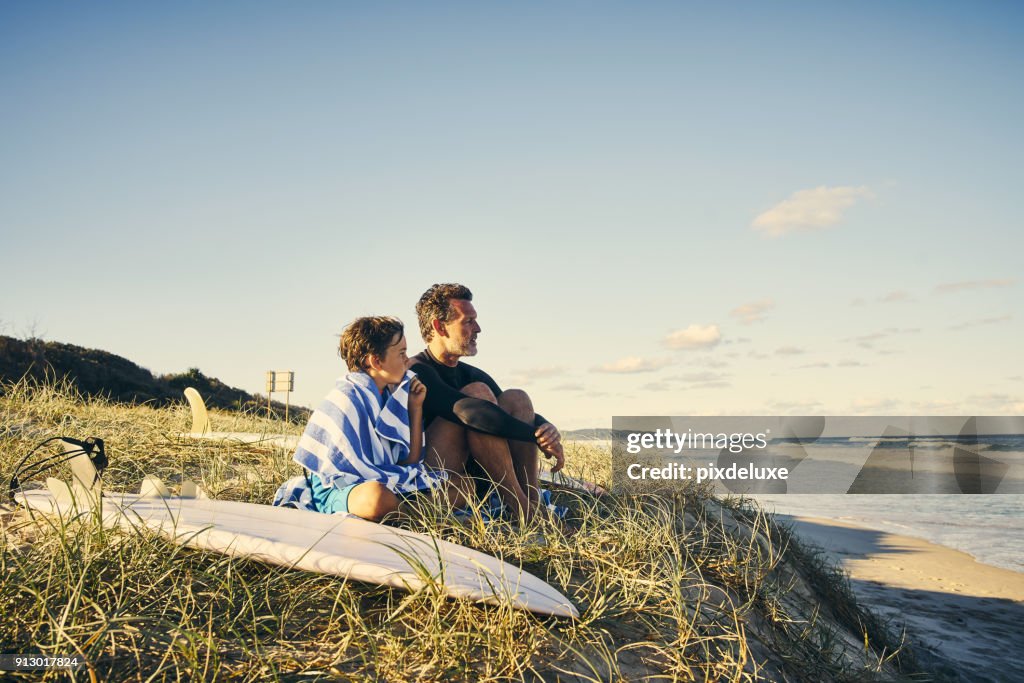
[933,279,1015,294]
[774,346,806,356]
[730,299,775,325]
[838,359,866,367]
[769,399,823,412]
[878,290,913,303]
[512,365,566,378]
[693,381,731,390]
[947,315,1012,331]
[677,371,729,383]
[842,327,921,348]
[508,365,567,383]
[695,358,731,368]
[968,393,1015,404]
[592,356,673,374]
[906,398,959,413]
[753,186,872,237]
[799,361,831,368]
[551,382,584,392]
[664,324,721,350]
[850,397,901,413]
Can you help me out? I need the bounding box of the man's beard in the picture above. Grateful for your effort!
[455,338,478,356]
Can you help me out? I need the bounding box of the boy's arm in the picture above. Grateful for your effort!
[398,377,426,465]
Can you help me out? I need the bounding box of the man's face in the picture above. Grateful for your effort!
[440,299,480,357]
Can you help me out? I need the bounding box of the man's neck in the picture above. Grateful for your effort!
[426,341,461,367]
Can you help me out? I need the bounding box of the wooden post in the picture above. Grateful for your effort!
[265,370,294,423]
[265,371,274,419]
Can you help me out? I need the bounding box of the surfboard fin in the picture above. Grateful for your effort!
[178,480,208,499]
[45,477,75,502]
[184,387,212,436]
[138,476,171,498]
[63,438,103,509]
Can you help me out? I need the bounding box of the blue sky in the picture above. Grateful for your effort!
[2,2,1021,428]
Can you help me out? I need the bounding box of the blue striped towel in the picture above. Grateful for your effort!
[273,370,446,510]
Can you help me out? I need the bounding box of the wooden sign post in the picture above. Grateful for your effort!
[265,370,295,422]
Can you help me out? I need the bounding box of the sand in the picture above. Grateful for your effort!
[781,515,1024,682]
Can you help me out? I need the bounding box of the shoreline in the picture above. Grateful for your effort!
[781,514,1024,681]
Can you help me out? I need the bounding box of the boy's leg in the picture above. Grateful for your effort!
[346,481,400,522]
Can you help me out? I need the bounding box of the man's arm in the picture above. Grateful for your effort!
[413,362,538,442]
[465,364,552,427]
[466,364,564,472]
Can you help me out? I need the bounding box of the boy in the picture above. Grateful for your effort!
[274,316,459,521]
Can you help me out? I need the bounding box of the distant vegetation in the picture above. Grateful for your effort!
[0,335,308,422]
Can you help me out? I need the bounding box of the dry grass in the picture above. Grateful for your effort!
[1,378,935,681]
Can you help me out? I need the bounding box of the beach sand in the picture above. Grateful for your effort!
[781,515,1024,682]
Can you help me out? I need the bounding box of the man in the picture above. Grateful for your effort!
[409,283,564,522]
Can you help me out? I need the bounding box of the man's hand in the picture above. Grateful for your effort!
[535,423,565,473]
[408,377,427,410]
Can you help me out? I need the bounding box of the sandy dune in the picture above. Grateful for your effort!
[783,515,1024,682]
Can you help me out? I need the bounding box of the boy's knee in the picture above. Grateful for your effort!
[497,388,533,419]
[348,481,399,521]
[461,381,497,403]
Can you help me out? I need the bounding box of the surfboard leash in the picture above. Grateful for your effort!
[7,436,108,504]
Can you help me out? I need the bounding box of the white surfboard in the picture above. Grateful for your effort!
[181,430,301,449]
[179,387,300,449]
[14,444,577,618]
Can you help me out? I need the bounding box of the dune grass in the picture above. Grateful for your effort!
[0,378,935,681]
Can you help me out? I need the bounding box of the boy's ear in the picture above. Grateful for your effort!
[431,318,447,338]
[365,354,382,371]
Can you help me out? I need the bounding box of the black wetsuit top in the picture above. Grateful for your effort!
[410,350,547,443]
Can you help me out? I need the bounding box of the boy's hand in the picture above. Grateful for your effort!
[408,377,427,409]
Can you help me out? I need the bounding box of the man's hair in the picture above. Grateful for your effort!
[338,316,404,371]
[415,283,473,342]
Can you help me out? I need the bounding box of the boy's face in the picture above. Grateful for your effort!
[371,332,408,386]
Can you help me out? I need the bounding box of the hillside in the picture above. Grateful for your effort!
[0,380,942,681]
[0,335,307,422]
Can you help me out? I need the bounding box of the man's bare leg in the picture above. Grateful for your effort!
[460,382,536,520]
[423,418,476,510]
[425,382,535,520]
[497,389,541,510]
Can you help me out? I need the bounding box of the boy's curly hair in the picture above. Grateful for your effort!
[415,283,473,341]
[339,316,404,371]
